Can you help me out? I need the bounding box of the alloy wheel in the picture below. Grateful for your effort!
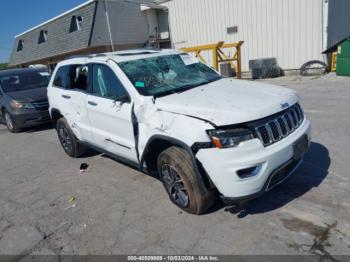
[58,126,73,153]
[161,164,189,208]
[5,113,14,131]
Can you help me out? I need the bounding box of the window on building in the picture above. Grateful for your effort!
[17,40,24,52]
[76,16,83,29]
[69,15,83,33]
[38,30,48,44]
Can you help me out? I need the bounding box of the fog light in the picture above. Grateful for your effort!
[237,165,261,179]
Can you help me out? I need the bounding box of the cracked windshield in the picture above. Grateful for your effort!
[118,54,221,97]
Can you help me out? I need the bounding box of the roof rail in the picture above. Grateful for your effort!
[65,55,89,60]
[114,48,161,56]
[90,53,107,58]
[64,53,107,60]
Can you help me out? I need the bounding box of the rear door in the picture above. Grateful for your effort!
[50,64,92,141]
[85,62,137,162]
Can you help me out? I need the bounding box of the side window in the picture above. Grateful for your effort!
[71,65,88,91]
[53,65,88,91]
[53,66,68,88]
[92,64,128,100]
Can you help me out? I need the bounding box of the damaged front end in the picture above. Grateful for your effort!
[131,97,215,180]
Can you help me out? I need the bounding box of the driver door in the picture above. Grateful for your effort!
[86,63,137,162]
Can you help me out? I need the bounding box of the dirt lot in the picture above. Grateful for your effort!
[0,74,349,258]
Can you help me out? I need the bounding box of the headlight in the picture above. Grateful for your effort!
[10,101,35,109]
[207,128,254,148]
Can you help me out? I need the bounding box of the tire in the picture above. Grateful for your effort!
[56,118,86,158]
[157,146,214,215]
[0,111,4,125]
[300,60,327,76]
[3,110,20,133]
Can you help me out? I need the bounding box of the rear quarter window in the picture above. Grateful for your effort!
[53,64,87,90]
[53,66,69,88]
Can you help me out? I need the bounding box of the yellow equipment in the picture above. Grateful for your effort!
[181,41,244,78]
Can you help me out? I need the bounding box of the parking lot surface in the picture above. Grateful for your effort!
[0,74,349,258]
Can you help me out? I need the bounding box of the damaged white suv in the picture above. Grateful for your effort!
[48,49,310,214]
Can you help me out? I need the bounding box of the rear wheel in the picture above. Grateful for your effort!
[157,146,214,215]
[56,118,86,158]
[3,110,20,133]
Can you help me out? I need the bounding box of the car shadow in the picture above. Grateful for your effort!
[207,142,330,217]
[81,148,101,158]
[23,123,54,133]
[100,153,156,176]
[100,153,164,181]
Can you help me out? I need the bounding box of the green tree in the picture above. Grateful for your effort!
[0,63,8,71]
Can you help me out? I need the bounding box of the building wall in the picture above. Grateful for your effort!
[91,0,149,47]
[9,2,97,66]
[157,10,170,38]
[327,0,350,49]
[144,9,159,37]
[164,0,325,71]
[9,0,151,67]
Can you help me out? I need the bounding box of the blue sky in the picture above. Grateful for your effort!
[0,0,87,63]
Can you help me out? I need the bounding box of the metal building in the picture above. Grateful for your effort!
[9,0,170,68]
[163,0,350,71]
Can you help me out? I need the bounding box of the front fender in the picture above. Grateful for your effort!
[137,110,213,157]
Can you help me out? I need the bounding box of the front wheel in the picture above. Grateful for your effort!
[56,118,86,158]
[157,146,214,215]
[3,111,20,133]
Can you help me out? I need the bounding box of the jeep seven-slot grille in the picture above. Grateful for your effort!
[255,104,304,146]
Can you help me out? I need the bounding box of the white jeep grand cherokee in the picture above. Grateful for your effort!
[48,49,310,214]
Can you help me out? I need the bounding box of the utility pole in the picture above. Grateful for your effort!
[103,0,115,52]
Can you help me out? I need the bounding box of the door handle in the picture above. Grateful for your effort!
[62,95,71,99]
[88,101,98,106]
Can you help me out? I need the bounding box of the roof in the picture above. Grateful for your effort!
[15,0,170,38]
[16,0,96,38]
[0,68,48,77]
[59,48,181,65]
[323,37,350,54]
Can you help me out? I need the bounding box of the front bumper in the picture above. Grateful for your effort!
[221,158,303,205]
[196,118,311,200]
[11,110,51,128]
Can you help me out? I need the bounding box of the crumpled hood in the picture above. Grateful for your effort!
[155,78,298,126]
[6,87,48,102]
